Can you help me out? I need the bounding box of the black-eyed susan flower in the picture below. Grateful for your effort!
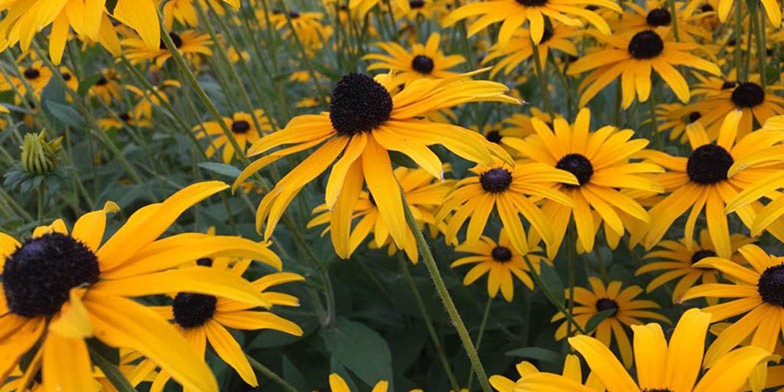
[235,72,518,259]
[123,31,213,68]
[451,229,544,302]
[0,61,52,98]
[442,0,621,46]
[269,10,333,53]
[97,111,153,131]
[0,182,282,391]
[89,69,123,104]
[569,28,721,108]
[489,354,603,392]
[642,111,784,258]
[308,166,453,261]
[364,33,466,84]
[482,20,580,78]
[612,0,711,42]
[656,102,702,143]
[195,110,272,164]
[163,0,228,29]
[144,259,303,389]
[569,308,773,392]
[328,373,388,392]
[505,108,662,256]
[681,245,784,368]
[437,158,576,255]
[349,0,409,19]
[637,229,754,304]
[553,277,669,368]
[126,80,181,120]
[691,75,784,138]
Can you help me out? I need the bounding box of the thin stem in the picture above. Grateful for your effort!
[531,43,552,113]
[246,355,298,392]
[401,193,492,392]
[467,297,493,391]
[566,225,576,338]
[37,184,45,224]
[754,2,767,88]
[668,0,680,41]
[735,1,744,80]
[397,253,461,391]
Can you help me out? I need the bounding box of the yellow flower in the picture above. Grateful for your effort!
[0,182,282,391]
[569,308,773,392]
[364,33,466,84]
[490,354,602,392]
[123,30,213,68]
[235,72,518,259]
[195,110,273,164]
[553,277,669,368]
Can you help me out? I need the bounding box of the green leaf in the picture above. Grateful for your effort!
[584,309,617,334]
[281,356,308,391]
[538,261,565,307]
[321,318,393,389]
[505,347,561,365]
[88,340,135,392]
[197,162,241,178]
[44,101,85,129]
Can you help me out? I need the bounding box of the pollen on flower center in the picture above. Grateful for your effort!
[628,30,664,59]
[646,8,672,27]
[556,153,594,186]
[173,292,218,328]
[329,73,393,136]
[231,120,251,134]
[691,249,717,264]
[686,144,734,184]
[731,82,766,108]
[595,298,619,316]
[515,0,548,6]
[758,265,784,307]
[480,168,513,193]
[3,233,100,318]
[411,55,435,74]
[491,246,513,262]
[23,68,40,80]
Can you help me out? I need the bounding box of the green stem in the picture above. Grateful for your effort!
[668,0,680,41]
[735,0,744,80]
[531,42,552,113]
[566,225,576,338]
[754,2,767,88]
[246,355,298,392]
[467,297,493,391]
[401,194,492,392]
[89,345,136,392]
[397,253,461,391]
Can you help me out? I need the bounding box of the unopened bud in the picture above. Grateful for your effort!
[21,131,62,175]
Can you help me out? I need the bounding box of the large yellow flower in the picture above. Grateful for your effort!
[569,308,772,392]
[490,354,602,392]
[0,182,282,391]
[235,72,517,259]
[642,111,784,258]
[364,33,466,84]
[505,108,662,255]
[442,0,620,46]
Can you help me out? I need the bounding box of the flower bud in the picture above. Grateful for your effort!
[21,131,62,175]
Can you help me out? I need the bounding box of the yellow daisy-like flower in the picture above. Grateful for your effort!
[681,245,784,367]
[328,373,388,392]
[482,20,580,77]
[144,259,303,389]
[364,33,466,84]
[642,111,784,258]
[637,229,754,304]
[437,158,576,255]
[162,0,228,29]
[235,72,518,259]
[349,0,409,19]
[505,108,663,255]
[308,166,453,261]
[126,80,181,120]
[0,182,282,392]
[490,354,602,392]
[655,102,701,143]
[269,10,333,53]
[553,277,669,368]
[611,0,711,42]
[569,28,721,108]
[195,110,273,164]
[569,308,772,392]
[442,0,621,46]
[123,30,213,68]
[97,111,153,131]
[451,229,545,302]
[0,61,52,98]
[89,69,123,104]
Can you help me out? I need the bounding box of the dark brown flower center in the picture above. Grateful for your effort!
[411,55,435,74]
[556,153,593,186]
[731,82,765,108]
[329,73,393,136]
[759,264,784,307]
[686,144,733,184]
[491,246,513,262]
[691,249,717,263]
[687,111,702,123]
[409,0,425,9]
[516,0,547,6]
[480,168,513,193]
[595,298,619,316]
[23,68,40,80]
[173,292,218,328]
[3,233,100,317]
[485,130,502,143]
[160,32,184,49]
[628,30,664,59]
[231,120,251,134]
[646,8,672,27]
